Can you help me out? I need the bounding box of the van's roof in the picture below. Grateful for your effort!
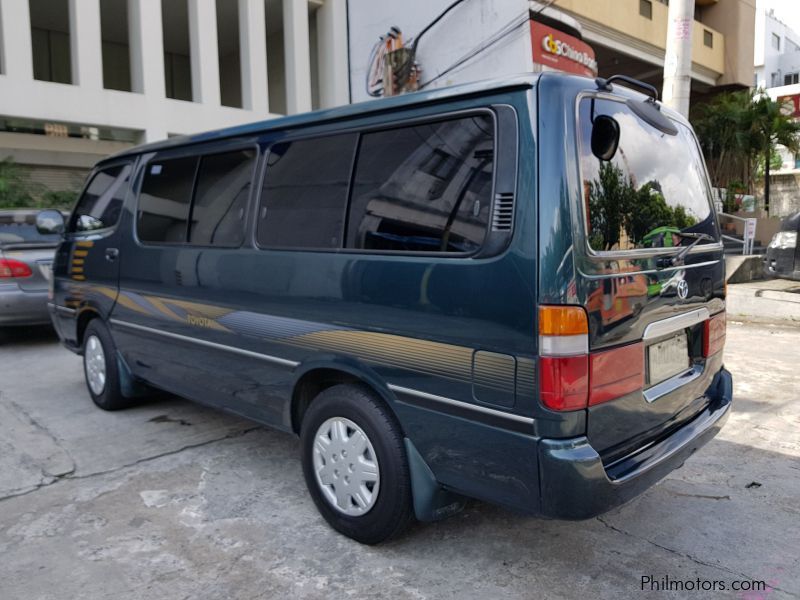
[105,73,543,162]
[105,71,683,164]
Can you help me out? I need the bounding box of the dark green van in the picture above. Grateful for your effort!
[39,72,732,544]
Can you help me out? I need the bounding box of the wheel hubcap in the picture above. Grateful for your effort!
[84,335,107,395]
[312,417,380,516]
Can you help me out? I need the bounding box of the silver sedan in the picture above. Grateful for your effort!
[0,209,64,326]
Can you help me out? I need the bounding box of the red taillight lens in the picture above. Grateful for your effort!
[540,355,589,411]
[0,258,33,278]
[703,312,726,357]
[589,342,644,406]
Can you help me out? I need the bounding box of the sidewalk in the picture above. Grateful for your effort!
[727,278,800,324]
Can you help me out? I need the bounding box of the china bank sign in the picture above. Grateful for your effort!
[531,21,598,77]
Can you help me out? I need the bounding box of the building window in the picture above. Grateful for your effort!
[772,33,781,51]
[29,0,72,84]
[785,73,800,86]
[162,0,193,101]
[347,116,494,253]
[639,0,653,20]
[257,134,358,249]
[703,29,713,48]
[216,0,243,108]
[100,0,132,92]
[771,72,781,87]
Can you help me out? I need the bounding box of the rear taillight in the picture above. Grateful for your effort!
[539,305,645,411]
[589,342,644,406]
[703,311,726,357]
[538,306,589,411]
[0,258,32,278]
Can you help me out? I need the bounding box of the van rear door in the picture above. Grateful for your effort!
[570,92,726,464]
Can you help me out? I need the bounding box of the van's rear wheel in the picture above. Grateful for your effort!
[83,319,134,411]
[300,384,413,544]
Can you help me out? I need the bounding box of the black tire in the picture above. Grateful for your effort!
[82,319,135,411]
[300,384,414,544]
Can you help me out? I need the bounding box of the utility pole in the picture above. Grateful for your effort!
[662,0,695,117]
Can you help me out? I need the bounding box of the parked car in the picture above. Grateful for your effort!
[763,211,800,281]
[0,209,65,326]
[40,72,732,544]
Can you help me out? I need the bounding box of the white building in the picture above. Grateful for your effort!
[754,8,800,89]
[0,0,349,195]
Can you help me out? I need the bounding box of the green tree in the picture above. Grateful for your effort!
[692,89,800,214]
[0,157,77,210]
[0,158,36,208]
[750,94,800,212]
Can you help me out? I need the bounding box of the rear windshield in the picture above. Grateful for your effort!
[0,213,60,246]
[578,97,717,252]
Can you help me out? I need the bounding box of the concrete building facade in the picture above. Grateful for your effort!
[0,0,349,197]
[754,8,800,90]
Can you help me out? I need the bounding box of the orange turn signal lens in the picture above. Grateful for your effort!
[538,305,589,336]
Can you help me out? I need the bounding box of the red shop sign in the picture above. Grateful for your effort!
[778,94,800,118]
[531,20,597,78]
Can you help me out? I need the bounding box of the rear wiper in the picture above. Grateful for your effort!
[658,232,715,268]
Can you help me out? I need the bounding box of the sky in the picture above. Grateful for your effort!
[758,0,800,34]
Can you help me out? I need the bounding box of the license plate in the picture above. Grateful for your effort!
[38,262,53,281]
[647,332,689,385]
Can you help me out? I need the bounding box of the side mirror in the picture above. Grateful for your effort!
[591,115,621,161]
[36,210,65,235]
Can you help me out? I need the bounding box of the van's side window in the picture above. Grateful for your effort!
[257,133,357,249]
[190,149,255,247]
[70,164,132,232]
[347,115,494,253]
[137,156,198,243]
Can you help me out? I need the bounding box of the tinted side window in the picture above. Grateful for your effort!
[137,156,198,243]
[189,149,255,247]
[347,115,494,253]
[257,133,357,249]
[70,164,132,232]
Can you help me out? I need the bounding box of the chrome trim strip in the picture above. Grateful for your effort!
[49,303,77,315]
[387,383,535,426]
[644,364,704,403]
[109,319,300,368]
[642,308,710,341]
[578,260,721,281]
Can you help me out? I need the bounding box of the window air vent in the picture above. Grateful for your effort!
[491,192,515,231]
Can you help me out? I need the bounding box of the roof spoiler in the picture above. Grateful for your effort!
[595,75,678,136]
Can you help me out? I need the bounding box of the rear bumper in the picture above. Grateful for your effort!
[0,285,51,326]
[537,367,732,519]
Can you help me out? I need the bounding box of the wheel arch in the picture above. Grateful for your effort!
[290,359,401,435]
[76,308,102,351]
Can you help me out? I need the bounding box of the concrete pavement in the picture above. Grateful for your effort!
[0,322,798,599]
[727,278,800,323]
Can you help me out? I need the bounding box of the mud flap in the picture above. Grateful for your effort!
[404,438,466,522]
[117,352,151,398]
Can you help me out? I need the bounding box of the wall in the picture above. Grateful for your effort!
[769,173,800,218]
[555,0,725,77]
[696,0,755,88]
[347,0,532,103]
[755,10,800,89]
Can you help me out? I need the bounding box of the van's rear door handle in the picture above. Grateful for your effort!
[105,248,119,262]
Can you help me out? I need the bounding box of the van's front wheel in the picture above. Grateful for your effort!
[300,384,413,544]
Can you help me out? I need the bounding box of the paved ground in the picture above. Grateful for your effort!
[0,322,798,600]
[727,278,800,323]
